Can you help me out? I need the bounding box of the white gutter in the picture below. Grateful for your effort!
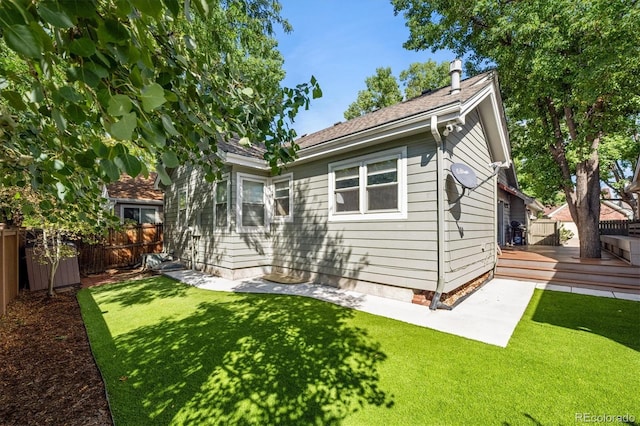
[430,115,448,311]
[220,152,270,170]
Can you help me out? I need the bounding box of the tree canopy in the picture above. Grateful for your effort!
[399,59,450,99]
[344,67,402,120]
[0,0,320,225]
[393,0,640,257]
[343,60,449,120]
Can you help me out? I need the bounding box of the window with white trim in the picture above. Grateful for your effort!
[215,180,228,228]
[272,174,293,222]
[328,147,407,221]
[122,206,160,224]
[237,174,269,232]
[178,188,188,227]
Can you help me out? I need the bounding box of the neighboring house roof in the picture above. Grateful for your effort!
[546,200,632,221]
[105,173,163,202]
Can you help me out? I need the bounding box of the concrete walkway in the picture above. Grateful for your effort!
[164,270,540,348]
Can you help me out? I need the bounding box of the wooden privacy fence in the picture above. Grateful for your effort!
[25,246,81,291]
[528,219,560,246]
[1,227,19,315]
[76,224,163,275]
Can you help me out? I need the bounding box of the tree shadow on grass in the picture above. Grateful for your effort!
[90,276,190,308]
[530,290,640,352]
[82,281,393,425]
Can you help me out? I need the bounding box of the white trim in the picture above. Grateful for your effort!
[110,198,163,206]
[236,173,271,233]
[219,151,269,170]
[272,173,294,223]
[328,146,407,222]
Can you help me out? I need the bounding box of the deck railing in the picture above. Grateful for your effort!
[599,220,640,236]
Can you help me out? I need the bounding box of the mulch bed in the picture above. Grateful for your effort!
[0,269,153,426]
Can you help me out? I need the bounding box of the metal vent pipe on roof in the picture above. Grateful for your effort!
[449,59,462,95]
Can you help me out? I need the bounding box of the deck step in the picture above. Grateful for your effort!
[496,258,640,292]
[494,270,640,292]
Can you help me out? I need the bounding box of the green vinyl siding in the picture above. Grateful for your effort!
[442,111,496,292]
[163,110,498,294]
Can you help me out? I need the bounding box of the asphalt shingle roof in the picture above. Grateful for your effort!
[295,71,495,150]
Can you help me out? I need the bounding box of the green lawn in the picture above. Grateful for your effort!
[78,277,640,425]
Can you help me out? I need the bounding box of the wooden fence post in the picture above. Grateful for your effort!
[1,228,20,316]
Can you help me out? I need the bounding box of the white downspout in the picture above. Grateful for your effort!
[430,116,448,310]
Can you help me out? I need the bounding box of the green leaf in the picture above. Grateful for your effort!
[68,38,96,57]
[114,153,142,177]
[109,112,137,140]
[97,19,129,44]
[1,91,27,110]
[52,109,67,132]
[66,104,87,122]
[92,140,109,158]
[163,0,180,17]
[140,122,166,147]
[161,151,179,168]
[75,150,97,168]
[39,199,53,211]
[99,159,121,181]
[161,114,179,136]
[131,0,161,18]
[108,95,133,116]
[37,3,74,28]
[241,87,254,97]
[4,25,43,58]
[58,86,84,103]
[313,85,323,99]
[156,164,172,185]
[141,83,166,112]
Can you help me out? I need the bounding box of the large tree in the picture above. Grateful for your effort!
[344,61,449,120]
[0,0,319,221]
[399,59,450,99]
[344,67,402,119]
[393,0,640,257]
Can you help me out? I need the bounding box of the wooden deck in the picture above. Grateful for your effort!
[496,245,640,294]
[499,245,630,266]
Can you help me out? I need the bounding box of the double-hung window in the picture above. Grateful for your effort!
[329,147,407,221]
[272,174,293,222]
[178,188,188,227]
[215,180,228,228]
[237,174,269,232]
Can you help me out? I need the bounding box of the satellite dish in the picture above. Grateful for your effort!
[451,163,478,190]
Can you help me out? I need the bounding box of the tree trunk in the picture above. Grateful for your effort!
[569,158,602,259]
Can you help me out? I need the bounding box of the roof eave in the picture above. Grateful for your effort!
[220,151,269,170]
[295,103,462,165]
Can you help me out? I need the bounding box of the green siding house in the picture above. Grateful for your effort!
[161,65,518,306]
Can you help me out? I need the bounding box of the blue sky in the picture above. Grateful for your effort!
[275,0,455,137]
